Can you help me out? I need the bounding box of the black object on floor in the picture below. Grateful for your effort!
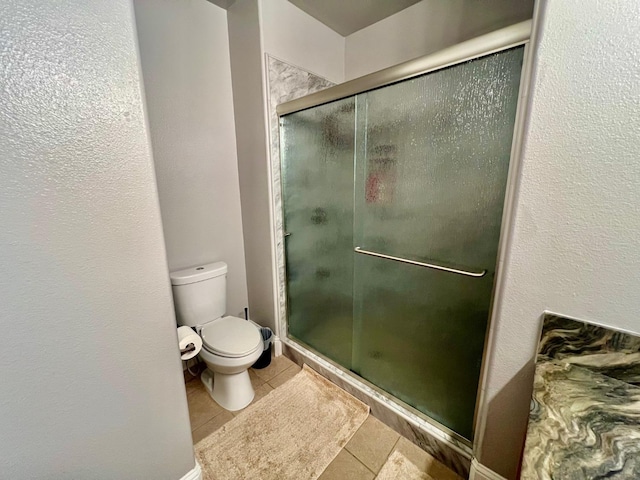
[252,327,273,369]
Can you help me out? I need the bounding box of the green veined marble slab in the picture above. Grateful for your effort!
[521,314,640,479]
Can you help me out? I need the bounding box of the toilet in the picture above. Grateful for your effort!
[170,262,263,411]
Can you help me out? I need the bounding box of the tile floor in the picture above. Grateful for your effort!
[184,355,461,480]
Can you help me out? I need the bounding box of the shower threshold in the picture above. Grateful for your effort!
[281,336,473,478]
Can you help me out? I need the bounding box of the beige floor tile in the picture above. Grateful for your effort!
[345,415,400,473]
[252,355,296,383]
[191,410,234,444]
[231,382,274,416]
[248,368,265,388]
[393,437,463,480]
[252,382,274,403]
[318,450,375,480]
[267,364,302,389]
[186,367,263,394]
[186,383,224,431]
[184,375,203,397]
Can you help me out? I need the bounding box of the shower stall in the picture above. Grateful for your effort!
[277,22,529,444]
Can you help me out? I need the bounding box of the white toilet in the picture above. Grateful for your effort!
[170,262,263,411]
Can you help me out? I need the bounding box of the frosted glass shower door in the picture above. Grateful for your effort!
[352,47,524,440]
[280,98,356,368]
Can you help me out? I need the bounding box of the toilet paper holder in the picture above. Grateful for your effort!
[177,325,203,361]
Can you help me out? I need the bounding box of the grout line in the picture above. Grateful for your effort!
[343,416,401,476]
[343,416,366,456]
[389,435,401,453]
[376,435,402,470]
[192,411,218,434]
[252,357,294,383]
[266,364,299,389]
[360,457,377,476]
[361,458,377,476]
[191,408,223,432]
[191,410,234,442]
[364,435,402,475]
[343,449,376,476]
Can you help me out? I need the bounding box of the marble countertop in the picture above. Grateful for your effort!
[521,314,640,479]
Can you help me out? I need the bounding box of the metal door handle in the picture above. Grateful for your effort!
[354,247,486,277]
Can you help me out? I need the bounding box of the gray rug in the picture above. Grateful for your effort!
[195,365,369,480]
[376,450,435,480]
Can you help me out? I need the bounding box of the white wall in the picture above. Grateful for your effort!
[0,0,195,478]
[134,0,249,317]
[260,0,345,83]
[227,0,276,329]
[345,0,534,80]
[477,1,640,478]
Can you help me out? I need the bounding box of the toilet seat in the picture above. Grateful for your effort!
[200,316,262,358]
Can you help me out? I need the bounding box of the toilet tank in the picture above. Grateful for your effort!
[170,262,227,327]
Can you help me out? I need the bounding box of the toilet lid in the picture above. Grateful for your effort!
[200,316,262,357]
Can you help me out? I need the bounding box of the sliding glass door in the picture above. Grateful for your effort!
[280,46,524,441]
[351,47,524,439]
[281,97,356,369]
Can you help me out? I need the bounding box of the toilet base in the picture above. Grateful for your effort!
[201,367,255,411]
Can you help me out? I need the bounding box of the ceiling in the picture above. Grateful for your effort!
[207,0,423,36]
[287,0,423,36]
[207,0,237,9]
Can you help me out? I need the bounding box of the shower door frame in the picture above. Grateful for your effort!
[275,20,533,450]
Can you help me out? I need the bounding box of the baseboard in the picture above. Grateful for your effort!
[179,461,202,480]
[273,335,283,356]
[469,458,507,480]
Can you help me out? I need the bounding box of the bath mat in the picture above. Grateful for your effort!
[375,450,435,480]
[195,365,369,480]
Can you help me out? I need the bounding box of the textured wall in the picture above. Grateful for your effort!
[134,0,249,317]
[345,0,534,80]
[477,1,640,478]
[0,0,195,478]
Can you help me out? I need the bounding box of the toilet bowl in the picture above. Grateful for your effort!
[170,261,264,412]
[198,316,262,411]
